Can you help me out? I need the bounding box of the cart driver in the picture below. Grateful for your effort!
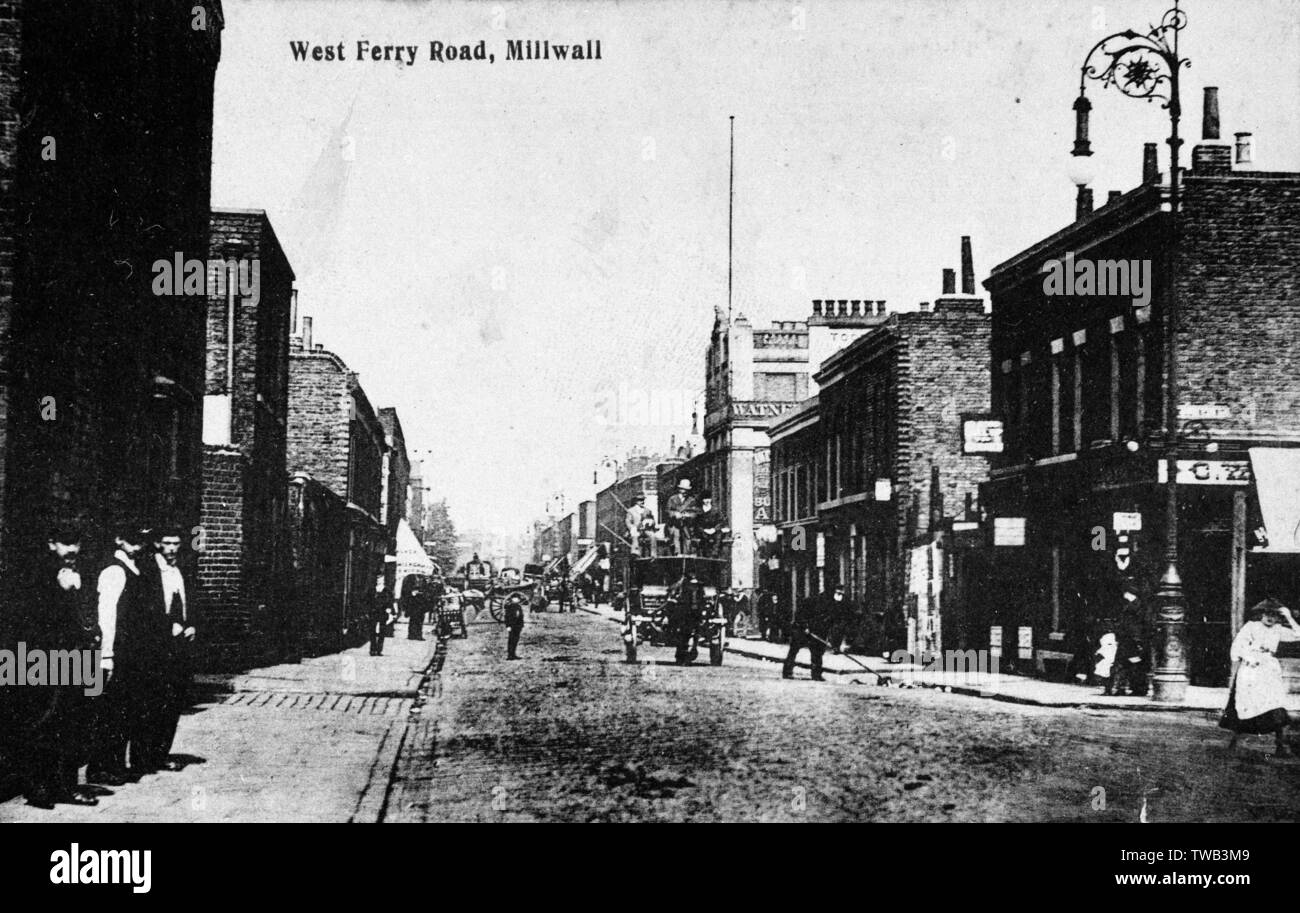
[466,553,488,578]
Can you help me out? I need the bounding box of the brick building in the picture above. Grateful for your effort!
[814,284,989,654]
[787,249,990,655]
[768,397,820,617]
[703,302,881,591]
[286,319,388,651]
[0,1,222,589]
[407,459,426,543]
[378,406,410,597]
[199,209,295,666]
[979,89,1300,686]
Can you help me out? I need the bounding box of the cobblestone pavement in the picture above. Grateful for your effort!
[385,610,1300,823]
[0,635,435,823]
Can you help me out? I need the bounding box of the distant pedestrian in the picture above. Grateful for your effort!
[504,591,526,660]
[369,593,389,657]
[1104,584,1148,696]
[1221,599,1300,756]
[783,583,844,681]
[405,578,428,641]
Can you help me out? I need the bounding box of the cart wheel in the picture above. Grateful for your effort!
[488,595,504,624]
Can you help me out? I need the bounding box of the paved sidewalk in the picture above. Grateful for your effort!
[579,601,1300,715]
[0,630,439,823]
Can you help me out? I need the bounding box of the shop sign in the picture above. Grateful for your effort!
[962,416,1004,454]
[993,517,1026,546]
[1112,512,1142,532]
[1156,460,1251,485]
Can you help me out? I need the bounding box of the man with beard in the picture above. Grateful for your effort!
[10,527,102,808]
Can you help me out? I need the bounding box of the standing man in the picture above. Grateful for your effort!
[11,527,101,808]
[665,479,699,556]
[782,582,845,682]
[504,591,526,660]
[625,494,656,557]
[405,578,427,641]
[88,526,158,785]
[136,526,196,773]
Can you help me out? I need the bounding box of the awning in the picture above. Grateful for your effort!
[394,519,435,585]
[1249,448,1300,553]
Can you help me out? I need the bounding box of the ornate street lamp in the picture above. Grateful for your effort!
[1072,2,1191,703]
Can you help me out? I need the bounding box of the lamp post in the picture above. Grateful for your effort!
[1072,2,1191,703]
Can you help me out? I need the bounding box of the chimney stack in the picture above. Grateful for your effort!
[942,269,956,295]
[1143,143,1159,183]
[1202,87,1220,140]
[1075,185,1094,221]
[302,316,313,351]
[960,236,975,294]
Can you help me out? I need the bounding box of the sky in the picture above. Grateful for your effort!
[211,0,1300,540]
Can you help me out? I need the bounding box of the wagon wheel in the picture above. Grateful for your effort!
[487,591,505,624]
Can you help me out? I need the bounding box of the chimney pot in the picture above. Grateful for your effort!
[1143,143,1160,183]
[1108,190,1122,204]
[960,236,975,294]
[919,301,930,313]
[1075,185,1094,221]
[1235,132,1254,165]
[302,316,313,351]
[877,300,887,315]
[1202,87,1220,140]
[942,269,956,295]
[812,299,823,316]
[850,299,861,316]
[837,299,848,316]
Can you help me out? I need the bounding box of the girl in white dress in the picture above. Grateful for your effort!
[1222,600,1300,756]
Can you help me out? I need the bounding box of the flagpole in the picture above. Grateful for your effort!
[728,115,734,323]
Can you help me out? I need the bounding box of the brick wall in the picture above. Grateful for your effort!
[200,210,295,667]
[287,348,352,495]
[1178,174,1300,434]
[0,2,222,590]
[199,446,246,645]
